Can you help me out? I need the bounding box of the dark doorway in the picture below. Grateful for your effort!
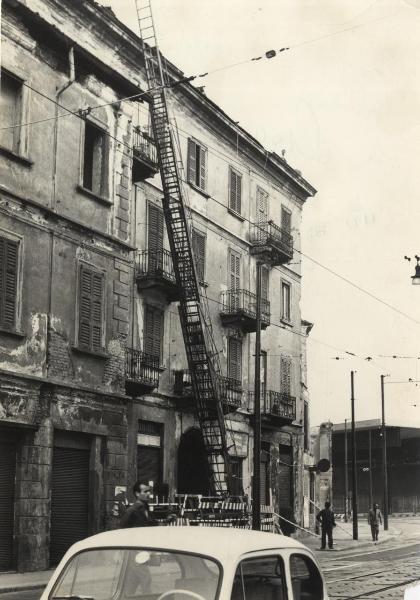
[177,428,211,495]
[0,433,17,571]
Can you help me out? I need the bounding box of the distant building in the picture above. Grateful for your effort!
[332,419,420,514]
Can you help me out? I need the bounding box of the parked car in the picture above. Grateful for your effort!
[40,526,328,600]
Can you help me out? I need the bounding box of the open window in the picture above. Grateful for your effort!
[82,120,109,198]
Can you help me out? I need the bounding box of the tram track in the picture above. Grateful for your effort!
[328,574,420,598]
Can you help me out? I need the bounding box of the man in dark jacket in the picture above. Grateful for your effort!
[316,501,336,550]
[120,482,157,528]
[368,503,383,542]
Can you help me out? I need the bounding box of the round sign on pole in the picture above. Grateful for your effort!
[317,459,331,473]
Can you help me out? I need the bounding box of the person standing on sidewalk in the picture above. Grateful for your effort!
[316,501,336,550]
[368,502,383,543]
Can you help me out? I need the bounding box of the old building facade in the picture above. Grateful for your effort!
[0,0,315,572]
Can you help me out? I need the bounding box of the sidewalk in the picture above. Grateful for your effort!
[0,568,54,595]
[301,519,401,553]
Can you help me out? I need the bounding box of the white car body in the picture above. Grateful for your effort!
[40,526,329,600]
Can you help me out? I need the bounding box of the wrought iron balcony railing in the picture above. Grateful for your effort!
[220,289,270,328]
[218,376,243,410]
[136,249,176,283]
[248,389,296,421]
[249,221,293,263]
[125,348,162,393]
[133,126,158,165]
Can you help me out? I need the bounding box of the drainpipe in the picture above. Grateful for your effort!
[47,46,75,376]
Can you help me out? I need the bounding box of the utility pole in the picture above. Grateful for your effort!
[381,375,389,530]
[351,371,358,540]
[252,262,262,530]
[368,428,373,509]
[344,418,348,522]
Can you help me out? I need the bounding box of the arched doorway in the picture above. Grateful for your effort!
[177,428,211,494]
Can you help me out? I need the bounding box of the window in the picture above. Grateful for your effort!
[231,556,286,600]
[228,249,241,309]
[229,168,242,215]
[187,138,207,191]
[228,337,242,382]
[0,70,23,153]
[137,420,163,493]
[78,265,105,352]
[144,304,164,359]
[148,203,164,272]
[230,457,244,496]
[290,554,324,600]
[261,266,269,301]
[280,355,292,396]
[0,236,19,330]
[82,121,109,197]
[256,187,269,224]
[192,229,206,284]
[281,280,291,322]
[281,206,292,232]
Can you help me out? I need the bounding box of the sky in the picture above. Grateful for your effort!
[108,0,420,427]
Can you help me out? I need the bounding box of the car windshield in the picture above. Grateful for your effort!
[50,547,221,600]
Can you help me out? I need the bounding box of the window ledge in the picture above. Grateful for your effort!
[187,181,210,199]
[76,185,113,206]
[0,327,26,339]
[72,345,109,359]
[280,318,293,327]
[0,145,33,167]
[227,208,245,222]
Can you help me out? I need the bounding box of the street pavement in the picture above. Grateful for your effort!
[1,517,420,599]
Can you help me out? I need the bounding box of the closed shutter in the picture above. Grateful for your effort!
[187,139,197,185]
[192,230,206,283]
[279,445,293,510]
[229,169,242,214]
[148,204,164,251]
[137,446,161,488]
[50,446,90,566]
[228,337,242,382]
[199,145,207,190]
[257,188,268,225]
[280,356,292,395]
[260,446,270,505]
[281,207,291,232]
[0,237,18,330]
[229,250,240,310]
[230,457,243,496]
[0,439,16,571]
[78,266,104,352]
[144,305,163,358]
[261,267,269,301]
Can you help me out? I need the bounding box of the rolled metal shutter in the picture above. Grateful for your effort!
[279,445,293,510]
[0,441,16,571]
[50,447,89,566]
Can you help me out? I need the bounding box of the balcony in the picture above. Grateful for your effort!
[125,348,163,396]
[132,126,159,182]
[220,289,270,332]
[249,221,293,265]
[248,390,296,426]
[136,249,180,301]
[218,376,243,414]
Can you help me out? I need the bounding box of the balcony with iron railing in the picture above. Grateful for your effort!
[249,221,293,265]
[132,125,159,182]
[218,376,243,414]
[248,389,296,426]
[136,249,181,301]
[220,289,270,332]
[125,347,164,396]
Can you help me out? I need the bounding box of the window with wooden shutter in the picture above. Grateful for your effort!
[144,304,164,359]
[261,266,269,301]
[187,138,207,191]
[192,229,206,283]
[280,356,292,395]
[228,337,242,382]
[257,187,268,224]
[281,206,291,232]
[229,168,242,214]
[0,237,19,330]
[148,204,164,272]
[228,250,241,310]
[78,265,104,352]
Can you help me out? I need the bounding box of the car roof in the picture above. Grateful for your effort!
[66,527,309,563]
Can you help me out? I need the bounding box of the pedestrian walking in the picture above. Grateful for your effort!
[120,482,158,528]
[368,502,383,542]
[316,501,336,550]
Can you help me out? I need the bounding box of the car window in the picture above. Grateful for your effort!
[289,554,324,600]
[231,555,286,600]
[50,548,221,600]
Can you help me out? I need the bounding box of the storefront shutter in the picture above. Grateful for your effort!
[278,445,293,510]
[50,446,90,566]
[0,237,18,329]
[137,446,161,488]
[0,439,16,571]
